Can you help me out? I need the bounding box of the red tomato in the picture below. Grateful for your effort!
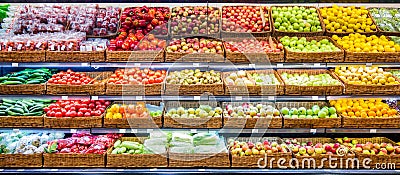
[69,111,77,117]
[77,112,84,117]
[43,107,50,112]
[55,112,63,118]
[148,77,155,84]
[84,112,91,117]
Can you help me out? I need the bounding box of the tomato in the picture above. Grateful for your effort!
[84,112,91,117]
[53,79,58,84]
[104,101,110,106]
[82,100,90,105]
[69,111,77,117]
[95,110,102,116]
[89,103,95,109]
[98,108,105,113]
[155,77,162,83]
[77,111,84,117]
[79,108,88,113]
[142,78,149,84]
[91,111,96,116]
[155,72,161,77]
[48,79,54,83]
[43,107,50,112]
[61,109,67,116]
[110,74,117,79]
[70,106,76,112]
[55,112,63,118]
[148,77,155,84]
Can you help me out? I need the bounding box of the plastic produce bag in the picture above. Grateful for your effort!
[169,146,194,154]
[144,138,167,147]
[172,132,192,143]
[193,132,220,146]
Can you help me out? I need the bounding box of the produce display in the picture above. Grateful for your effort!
[391,36,400,45]
[332,34,400,53]
[370,8,400,32]
[250,72,281,85]
[228,138,290,156]
[390,69,400,79]
[166,105,223,118]
[105,102,163,119]
[169,132,227,154]
[225,70,254,86]
[224,38,283,53]
[224,103,281,118]
[286,138,351,156]
[0,131,64,154]
[337,137,399,155]
[221,6,267,33]
[111,139,151,154]
[107,68,167,85]
[92,7,121,36]
[320,5,376,33]
[279,36,340,52]
[280,72,341,86]
[166,38,224,54]
[329,98,398,118]
[271,6,323,32]
[0,68,55,85]
[47,69,97,85]
[165,69,222,85]
[108,34,166,51]
[44,100,109,118]
[334,66,400,85]
[0,99,53,116]
[280,104,338,119]
[170,6,220,35]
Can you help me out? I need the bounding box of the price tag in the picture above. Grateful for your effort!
[11,63,18,67]
[314,63,321,67]
[136,96,143,100]
[8,47,12,51]
[366,63,372,67]
[312,96,318,100]
[370,129,377,133]
[198,169,206,172]
[119,129,127,133]
[268,96,275,101]
[252,129,259,133]
[117,169,124,171]
[147,129,153,133]
[194,96,201,100]
[277,63,284,68]
[70,129,77,133]
[0,169,4,171]
[190,129,197,133]
[131,129,138,133]
[134,63,141,67]
[310,129,317,133]
[16,169,24,172]
[81,63,89,67]
[249,64,255,68]
[235,96,243,101]
[50,169,58,172]
[193,63,200,67]
[12,129,19,132]
[91,96,98,100]
[61,96,68,100]
[150,168,157,171]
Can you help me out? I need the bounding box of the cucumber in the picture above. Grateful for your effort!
[2,81,23,85]
[23,112,42,116]
[7,111,22,116]
[2,102,13,107]
[0,112,6,116]
[21,100,34,107]
[33,99,53,103]
[7,77,26,82]
[29,106,43,113]
[0,77,8,82]
[2,99,17,104]
[0,106,8,110]
[31,73,45,78]
[10,108,24,114]
[26,80,42,84]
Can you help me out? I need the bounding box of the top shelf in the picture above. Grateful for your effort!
[3,0,398,3]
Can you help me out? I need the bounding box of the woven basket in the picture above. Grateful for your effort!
[0,153,42,167]
[164,101,222,128]
[271,6,325,37]
[44,115,103,128]
[0,115,43,128]
[279,36,345,63]
[107,137,167,167]
[0,52,10,61]
[0,83,46,95]
[368,7,400,36]
[169,152,229,167]
[222,102,282,129]
[7,51,46,62]
[344,49,400,63]
[106,83,163,96]
[277,69,344,96]
[222,71,258,96]
[224,37,284,63]
[106,49,165,62]
[46,51,105,62]
[277,102,341,128]
[342,116,400,128]
[321,6,378,37]
[221,6,272,38]
[230,137,291,168]
[43,152,105,167]
[47,72,110,95]
[103,101,163,128]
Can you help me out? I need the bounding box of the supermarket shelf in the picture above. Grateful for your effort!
[0,128,90,133]
[0,62,91,68]
[327,96,400,100]
[90,128,325,134]
[214,96,326,101]
[0,95,90,100]
[326,128,400,134]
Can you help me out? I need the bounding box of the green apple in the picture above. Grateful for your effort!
[281,107,290,115]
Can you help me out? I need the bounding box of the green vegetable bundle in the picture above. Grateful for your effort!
[0,68,57,85]
[0,99,54,116]
[111,140,152,154]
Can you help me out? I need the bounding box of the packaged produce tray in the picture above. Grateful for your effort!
[0,83,46,95]
[46,51,105,62]
[43,152,105,167]
[0,153,42,167]
[7,51,46,62]
[0,115,43,128]
[279,36,345,63]
[271,6,326,37]
[106,82,163,96]
[103,101,163,129]
[277,69,344,95]
[44,115,103,128]
[46,72,110,95]
[106,137,168,167]
[276,101,341,128]
[222,102,282,129]
[164,101,222,128]
[368,7,400,36]
[106,49,165,62]
[230,137,291,168]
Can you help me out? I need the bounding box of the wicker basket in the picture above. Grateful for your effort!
[271,6,325,37]
[222,71,258,96]
[169,152,229,167]
[0,83,46,95]
[222,102,282,129]
[7,51,46,62]
[221,6,272,38]
[0,51,10,62]
[106,49,165,62]
[277,102,341,128]
[47,72,110,95]
[277,69,344,96]
[44,115,103,128]
[368,7,400,36]
[46,51,105,62]
[279,36,345,63]
[43,152,105,167]
[0,153,42,167]
[103,101,163,128]
[106,137,168,167]
[344,49,400,63]
[106,82,163,96]
[224,37,284,63]
[164,101,222,128]
[0,115,43,128]
[230,137,292,168]
[342,116,400,128]
[321,6,378,37]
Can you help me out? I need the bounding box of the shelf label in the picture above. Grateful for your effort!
[131,129,138,133]
[198,169,206,172]
[11,63,18,67]
[277,63,284,68]
[252,129,259,133]
[16,169,24,172]
[70,129,77,133]
[249,64,256,68]
[193,63,200,67]
[312,96,319,100]
[314,63,321,67]
[12,129,19,132]
[147,129,153,133]
[117,169,124,172]
[193,96,201,100]
[135,96,143,100]
[50,169,58,172]
[134,63,141,67]
[268,96,275,101]
[0,169,4,172]
[119,129,127,133]
[91,96,98,100]
[190,129,197,133]
[81,63,89,67]
[370,129,377,133]
[310,129,317,133]
[61,96,68,100]
[235,96,243,101]
[366,63,372,67]
[149,168,157,171]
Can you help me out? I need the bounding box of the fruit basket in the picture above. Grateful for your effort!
[270,6,326,37]
[106,137,168,167]
[46,71,111,95]
[164,101,222,128]
[368,7,400,36]
[277,69,344,96]
[164,69,224,96]
[229,137,292,168]
[224,37,284,63]
[7,50,46,62]
[222,70,258,96]
[248,70,285,96]
[279,36,345,63]
[46,50,105,62]
[320,6,378,36]
[222,102,282,129]
[165,37,225,62]
[0,52,10,62]
[221,6,272,38]
[103,101,163,129]
[44,115,103,128]
[0,153,43,167]
[276,101,341,128]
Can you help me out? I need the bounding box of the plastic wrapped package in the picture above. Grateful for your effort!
[193,132,220,146]
[172,132,193,143]
[170,146,194,154]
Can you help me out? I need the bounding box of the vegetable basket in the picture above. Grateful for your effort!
[44,115,103,128]
[0,115,43,128]
[0,83,46,95]
[46,50,105,62]
[106,49,165,62]
[7,51,46,62]
[367,7,400,36]
[168,152,230,167]
[0,153,42,167]
[43,152,106,167]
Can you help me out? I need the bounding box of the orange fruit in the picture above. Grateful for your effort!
[376,111,382,117]
[355,111,361,117]
[383,114,389,118]
[342,112,348,117]
[368,111,376,117]
[370,106,378,112]
[361,112,368,118]
[348,112,355,117]
[381,108,388,114]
